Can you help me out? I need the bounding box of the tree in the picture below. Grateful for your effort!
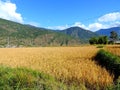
[89,36,108,45]
[110,31,118,42]
[89,37,98,44]
[103,36,108,44]
[98,36,104,44]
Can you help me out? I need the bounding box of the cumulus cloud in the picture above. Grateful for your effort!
[74,12,120,31]
[28,22,40,27]
[48,22,87,30]
[47,12,120,31]
[72,22,87,29]
[98,12,120,22]
[88,23,107,31]
[72,22,108,31]
[48,24,69,30]
[0,0,23,23]
[112,21,120,27]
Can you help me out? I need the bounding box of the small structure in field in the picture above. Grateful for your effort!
[114,40,120,44]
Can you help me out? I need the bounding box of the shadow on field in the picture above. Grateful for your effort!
[93,49,120,81]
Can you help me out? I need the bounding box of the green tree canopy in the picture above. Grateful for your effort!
[110,31,118,41]
[89,36,108,45]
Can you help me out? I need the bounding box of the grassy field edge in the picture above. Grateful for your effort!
[94,49,120,89]
[0,65,86,90]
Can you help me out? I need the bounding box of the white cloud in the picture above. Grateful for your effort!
[72,22,87,29]
[48,24,69,30]
[47,12,120,31]
[47,22,87,30]
[0,0,23,23]
[28,22,40,27]
[112,21,120,27]
[73,12,120,31]
[88,23,107,31]
[98,12,120,22]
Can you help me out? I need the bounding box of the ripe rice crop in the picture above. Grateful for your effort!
[0,46,113,89]
[106,45,120,56]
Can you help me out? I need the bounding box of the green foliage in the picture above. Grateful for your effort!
[0,66,87,90]
[94,49,120,80]
[89,37,98,44]
[0,18,81,47]
[96,45,104,48]
[89,36,108,45]
[110,31,118,41]
[107,78,120,90]
[61,27,99,43]
[108,41,114,44]
[98,36,108,44]
[94,50,120,89]
[113,76,120,90]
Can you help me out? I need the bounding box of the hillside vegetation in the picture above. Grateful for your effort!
[96,27,120,37]
[0,18,81,47]
[60,27,98,42]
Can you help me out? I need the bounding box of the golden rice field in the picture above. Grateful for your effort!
[0,46,113,89]
[106,45,120,56]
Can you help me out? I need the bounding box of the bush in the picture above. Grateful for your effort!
[0,66,83,90]
[0,65,112,90]
[89,36,108,45]
[94,49,120,80]
[107,77,120,90]
[96,45,104,48]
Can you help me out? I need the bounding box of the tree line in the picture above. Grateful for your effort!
[89,31,119,45]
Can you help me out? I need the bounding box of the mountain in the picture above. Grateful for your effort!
[96,27,120,37]
[59,27,99,42]
[0,18,81,47]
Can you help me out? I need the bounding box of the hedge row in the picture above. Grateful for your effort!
[94,49,120,80]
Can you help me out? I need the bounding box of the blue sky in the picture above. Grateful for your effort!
[0,0,120,31]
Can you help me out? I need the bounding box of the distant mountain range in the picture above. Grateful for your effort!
[59,27,98,42]
[96,27,120,37]
[0,18,83,47]
[0,18,100,47]
[3,18,120,47]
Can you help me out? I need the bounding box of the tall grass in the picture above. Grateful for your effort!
[0,66,79,90]
[0,46,113,89]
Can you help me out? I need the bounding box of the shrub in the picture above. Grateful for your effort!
[94,49,120,80]
[96,45,104,48]
[107,77,120,90]
[0,66,81,90]
[89,36,108,45]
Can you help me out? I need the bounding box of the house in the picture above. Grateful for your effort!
[114,40,120,44]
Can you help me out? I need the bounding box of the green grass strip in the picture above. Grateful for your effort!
[94,49,120,80]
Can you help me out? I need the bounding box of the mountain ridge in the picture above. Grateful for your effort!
[0,18,81,47]
[0,18,101,47]
[96,26,120,37]
[59,26,99,41]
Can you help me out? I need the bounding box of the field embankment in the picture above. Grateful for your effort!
[94,45,120,89]
[94,49,120,80]
[0,46,113,89]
